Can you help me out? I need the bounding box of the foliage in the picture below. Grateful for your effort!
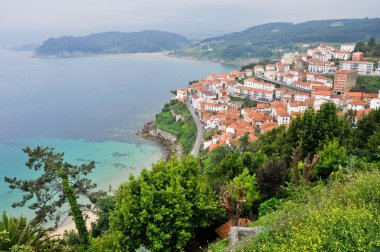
[4,147,98,247]
[91,195,115,237]
[237,170,380,251]
[354,108,380,158]
[0,212,49,251]
[240,59,272,71]
[90,232,124,252]
[355,36,380,57]
[350,75,380,93]
[155,100,197,154]
[287,103,351,158]
[109,156,223,251]
[208,239,229,252]
[315,139,347,179]
[228,168,259,208]
[220,168,259,224]
[204,146,245,188]
[256,159,288,200]
[252,125,290,161]
[174,18,380,61]
[258,198,283,217]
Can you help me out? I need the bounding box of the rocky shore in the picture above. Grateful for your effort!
[137,121,182,160]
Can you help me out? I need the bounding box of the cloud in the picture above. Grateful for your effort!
[0,0,379,45]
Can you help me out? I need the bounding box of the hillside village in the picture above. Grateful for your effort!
[175,43,380,151]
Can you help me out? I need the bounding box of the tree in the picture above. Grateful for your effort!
[315,140,346,179]
[221,168,259,226]
[287,103,352,159]
[110,156,223,251]
[355,41,367,52]
[355,109,380,154]
[367,129,380,160]
[368,37,376,49]
[205,146,245,188]
[91,195,115,237]
[257,159,289,199]
[4,147,99,247]
[0,212,48,251]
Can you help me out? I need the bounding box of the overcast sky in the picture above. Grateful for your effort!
[1,0,379,46]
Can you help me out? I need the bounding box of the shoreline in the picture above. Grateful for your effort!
[33,51,170,59]
[51,211,97,237]
[136,121,182,160]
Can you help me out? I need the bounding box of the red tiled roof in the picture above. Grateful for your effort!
[215,218,252,238]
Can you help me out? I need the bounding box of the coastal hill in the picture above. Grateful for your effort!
[35,30,191,56]
[174,18,380,63]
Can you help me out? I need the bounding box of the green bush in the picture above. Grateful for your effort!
[155,100,197,154]
[258,198,283,217]
[237,170,380,251]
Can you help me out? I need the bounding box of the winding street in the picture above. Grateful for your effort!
[187,104,203,156]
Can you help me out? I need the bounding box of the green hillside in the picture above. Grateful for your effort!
[35,30,191,56]
[211,170,380,251]
[174,18,380,62]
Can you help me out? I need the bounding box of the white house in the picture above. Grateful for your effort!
[347,100,365,111]
[370,91,380,109]
[340,44,356,52]
[244,78,275,91]
[339,61,374,75]
[204,102,229,112]
[254,65,265,75]
[275,108,291,125]
[287,101,308,114]
[283,74,298,85]
[176,88,188,102]
[294,92,310,102]
[333,50,351,60]
[308,61,333,73]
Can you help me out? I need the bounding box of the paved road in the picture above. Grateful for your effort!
[187,104,203,156]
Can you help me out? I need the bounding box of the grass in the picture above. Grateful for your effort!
[209,169,380,251]
[351,75,380,93]
[155,100,197,154]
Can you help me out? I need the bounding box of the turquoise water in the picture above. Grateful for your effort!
[0,49,235,216]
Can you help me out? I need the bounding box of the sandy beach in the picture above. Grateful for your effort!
[50,211,97,237]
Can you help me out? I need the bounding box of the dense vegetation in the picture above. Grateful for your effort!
[355,37,380,57]
[174,18,380,62]
[213,170,380,251]
[155,100,197,154]
[350,75,380,93]
[2,103,380,251]
[35,30,191,56]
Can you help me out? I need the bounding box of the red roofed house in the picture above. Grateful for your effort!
[347,100,366,111]
[176,88,188,102]
[215,219,252,239]
[352,52,364,61]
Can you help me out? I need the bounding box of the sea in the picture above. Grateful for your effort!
[0,49,235,217]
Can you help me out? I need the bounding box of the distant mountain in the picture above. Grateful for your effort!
[35,30,191,56]
[173,18,380,63]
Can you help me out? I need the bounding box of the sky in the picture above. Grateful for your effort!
[1,0,380,46]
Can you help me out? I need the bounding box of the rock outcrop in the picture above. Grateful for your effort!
[137,121,182,160]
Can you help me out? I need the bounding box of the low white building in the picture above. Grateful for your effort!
[347,100,365,111]
[294,92,310,102]
[370,91,380,109]
[340,44,356,52]
[339,61,374,75]
[176,88,188,102]
[333,50,351,60]
[204,102,229,112]
[244,78,275,91]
